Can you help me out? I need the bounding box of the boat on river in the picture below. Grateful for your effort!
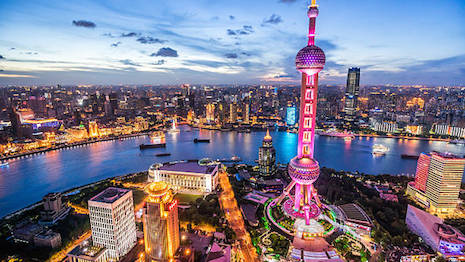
[372,144,389,156]
[194,138,210,143]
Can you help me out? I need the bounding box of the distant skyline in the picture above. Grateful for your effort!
[0,0,464,86]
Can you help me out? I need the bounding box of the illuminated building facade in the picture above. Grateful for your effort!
[407,152,465,216]
[426,153,465,215]
[88,187,137,260]
[244,103,250,124]
[277,0,325,226]
[414,153,431,192]
[258,130,277,176]
[434,124,465,138]
[88,121,99,138]
[206,103,215,123]
[229,103,237,123]
[148,160,219,194]
[286,106,297,126]
[406,205,465,258]
[143,181,180,261]
[343,68,360,128]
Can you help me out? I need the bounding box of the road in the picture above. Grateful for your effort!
[217,169,260,262]
[48,231,92,262]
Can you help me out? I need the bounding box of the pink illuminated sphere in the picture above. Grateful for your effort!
[295,45,326,75]
[307,7,319,18]
[288,156,320,185]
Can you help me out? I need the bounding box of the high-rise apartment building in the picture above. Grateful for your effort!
[343,68,360,129]
[229,103,237,123]
[426,153,465,215]
[258,130,276,176]
[286,106,297,126]
[414,153,431,192]
[143,181,180,261]
[244,103,250,124]
[206,103,215,123]
[407,152,465,217]
[88,187,137,260]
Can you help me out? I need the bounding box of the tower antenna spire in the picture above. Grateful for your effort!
[311,0,317,7]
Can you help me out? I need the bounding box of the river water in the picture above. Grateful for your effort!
[0,127,464,217]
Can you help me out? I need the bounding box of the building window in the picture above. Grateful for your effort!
[305,89,313,100]
[304,118,312,128]
[303,145,309,155]
[303,131,311,142]
[304,103,313,115]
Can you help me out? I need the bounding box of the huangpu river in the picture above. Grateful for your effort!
[1,127,464,217]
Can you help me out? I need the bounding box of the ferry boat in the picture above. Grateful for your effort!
[140,131,167,150]
[150,131,166,145]
[194,138,210,143]
[401,154,419,160]
[156,153,171,157]
[372,144,389,156]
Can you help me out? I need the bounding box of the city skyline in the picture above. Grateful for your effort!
[0,0,464,86]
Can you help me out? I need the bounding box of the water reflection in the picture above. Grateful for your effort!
[0,129,464,217]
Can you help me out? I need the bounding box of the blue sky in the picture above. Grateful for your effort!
[0,0,464,86]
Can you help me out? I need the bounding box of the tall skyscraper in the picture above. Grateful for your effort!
[88,187,137,260]
[414,153,431,192]
[206,103,215,123]
[229,103,237,123]
[286,106,297,126]
[407,152,465,216]
[143,181,180,261]
[276,0,325,226]
[425,153,465,215]
[109,92,118,116]
[343,67,360,129]
[244,103,250,124]
[258,130,277,176]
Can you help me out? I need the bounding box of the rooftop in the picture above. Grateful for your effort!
[69,243,107,259]
[431,151,465,160]
[156,160,216,174]
[89,187,130,204]
[337,203,373,226]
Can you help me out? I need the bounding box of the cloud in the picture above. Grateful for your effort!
[121,32,139,37]
[0,55,4,59]
[103,33,115,38]
[279,0,297,3]
[227,25,254,36]
[150,47,178,57]
[153,60,166,65]
[111,41,121,47]
[136,36,167,44]
[72,20,96,28]
[262,14,283,25]
[119,59,139,66]
[0,73,36,78]
[225,53,238,59]
[229,15,235,20]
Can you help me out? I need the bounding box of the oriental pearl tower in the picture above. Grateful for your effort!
[277,0,325,226]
